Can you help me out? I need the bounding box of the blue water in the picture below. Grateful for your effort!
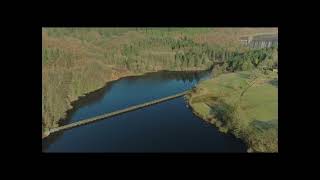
[42,71,246,152]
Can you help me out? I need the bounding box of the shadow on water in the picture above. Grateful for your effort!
[122,70,208,85]
[42,80,116,151]
[42,70,211,152]
[42,131,65,151]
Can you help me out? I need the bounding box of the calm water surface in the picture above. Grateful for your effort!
[43,71,246,152]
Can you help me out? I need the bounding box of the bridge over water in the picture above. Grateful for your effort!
[43,90,191,138]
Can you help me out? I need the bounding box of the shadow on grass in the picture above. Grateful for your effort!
[269,78,278,87]
[237,72,251,79]
[250,119,278,133]
[208,99,236,128]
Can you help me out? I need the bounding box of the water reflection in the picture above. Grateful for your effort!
[42,70,213,152]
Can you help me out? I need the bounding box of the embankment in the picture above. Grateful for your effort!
[186,71,278,152]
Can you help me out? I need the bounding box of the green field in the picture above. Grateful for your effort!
[188,71,278,152]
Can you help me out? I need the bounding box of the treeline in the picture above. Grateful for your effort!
[172,36,234,62]
[211,46,278,77]
[103,35,219,72]
[115,35,245,72]
[43,28,272,73]
[172,37,236,70]
[227,47,278,71]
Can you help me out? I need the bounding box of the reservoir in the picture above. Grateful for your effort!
[42,71,247,152]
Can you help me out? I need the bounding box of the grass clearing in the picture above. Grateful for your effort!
[188,71,278,152]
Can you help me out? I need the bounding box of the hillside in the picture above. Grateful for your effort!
[187,46,278,152]
[42,27,277,137]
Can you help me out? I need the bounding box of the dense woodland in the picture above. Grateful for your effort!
[42,28,277,135]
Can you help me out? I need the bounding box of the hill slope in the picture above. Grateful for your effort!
[42,28,277,137]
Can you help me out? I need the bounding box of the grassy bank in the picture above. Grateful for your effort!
[187,70,278,152]
[42,28,277,137]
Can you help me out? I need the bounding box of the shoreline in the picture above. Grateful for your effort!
[185,71,278,153]
[184,94,250,152]
[42,68,210,139]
